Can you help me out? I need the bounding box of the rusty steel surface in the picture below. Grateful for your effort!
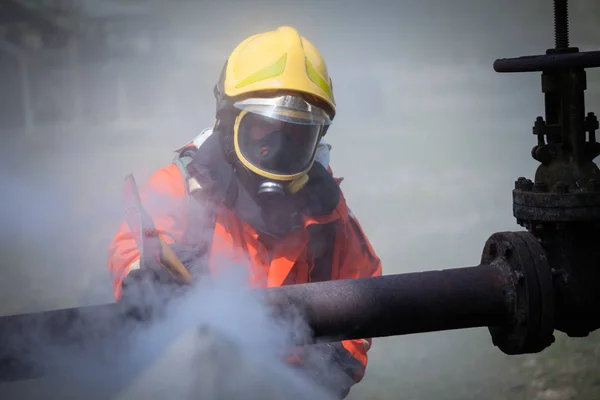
[0,260,515,383]
[267,265,512,342]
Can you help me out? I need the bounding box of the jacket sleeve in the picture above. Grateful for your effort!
[107,163,189,300]
[334,199,383,386]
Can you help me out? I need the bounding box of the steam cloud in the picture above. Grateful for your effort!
[1,263,348,399]
[0,130,350,399]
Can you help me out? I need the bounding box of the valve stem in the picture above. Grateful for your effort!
[554,0,569,48]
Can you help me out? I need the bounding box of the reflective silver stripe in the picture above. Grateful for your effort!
[361,339,371,352]
[188,176,203,193]
[315,139,331,169]
[173,128,213,208]
[127,258,141,273]
[191,128,214,149]
[173,127,213,153]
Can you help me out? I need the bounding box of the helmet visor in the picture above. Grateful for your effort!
[233,96,328,176]
[233,95,332,126]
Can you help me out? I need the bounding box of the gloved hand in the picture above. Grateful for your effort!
[120,243,208,319]
[284,343,356,399]
[120,263,180,322]
[168,243,211,278]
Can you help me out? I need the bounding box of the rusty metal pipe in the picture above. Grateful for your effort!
[0,263,512,383]
[269,264,512,343]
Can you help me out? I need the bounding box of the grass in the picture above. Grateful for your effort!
[349,330,600,400]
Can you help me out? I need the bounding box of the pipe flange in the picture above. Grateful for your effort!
[513,189,600,222]
[480,231,555,354]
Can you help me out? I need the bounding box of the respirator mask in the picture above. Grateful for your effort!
[231,95,332,204]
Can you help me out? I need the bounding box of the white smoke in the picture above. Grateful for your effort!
[0,131,352,400]
[114,268,337,400]
[0,258,345,400]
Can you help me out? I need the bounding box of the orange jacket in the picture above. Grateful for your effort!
[107,143,382,385]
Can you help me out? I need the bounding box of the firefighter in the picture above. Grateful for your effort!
[107,26,382,399]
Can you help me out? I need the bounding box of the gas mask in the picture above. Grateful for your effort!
[231,95,332,204]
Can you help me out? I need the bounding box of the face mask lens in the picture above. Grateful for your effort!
[237,113,321,176]
[233,95,330,178]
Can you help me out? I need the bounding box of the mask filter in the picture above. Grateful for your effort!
[257,180,286,198]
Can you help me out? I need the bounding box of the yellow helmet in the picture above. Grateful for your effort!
[213,26,335,195]
[216,25,336,119]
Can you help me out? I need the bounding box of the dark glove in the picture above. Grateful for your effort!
[286,343,358,399]
[168,243,211,278]
[121,242,211,302]
[120,267,178,322]
[120,243,207,320]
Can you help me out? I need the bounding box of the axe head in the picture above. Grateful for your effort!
[123,174,162,267]
[122,174,193,285]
